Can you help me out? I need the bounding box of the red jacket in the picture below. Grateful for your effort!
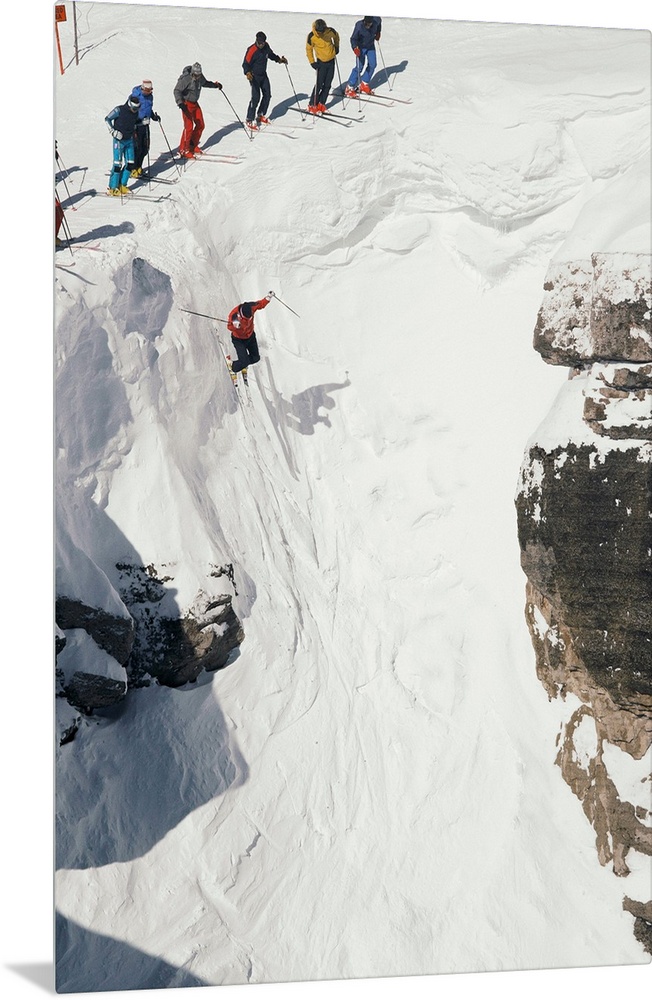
[227,297,270,339]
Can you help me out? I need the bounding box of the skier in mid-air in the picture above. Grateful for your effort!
[226,293,275,374]
[242,31,288,130]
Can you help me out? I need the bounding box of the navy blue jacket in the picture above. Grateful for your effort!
[105,102,139,140]
[242,41,282,80]
[350,17,382,51]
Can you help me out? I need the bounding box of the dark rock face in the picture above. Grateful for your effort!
[516,251,652,953]
[126,595,245,688]
[517,442,652,710]
[64,672,129,712]
[115,563,245,688]
[55,596,135,666]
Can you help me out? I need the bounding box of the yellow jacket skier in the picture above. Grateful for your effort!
[305,18,340,113]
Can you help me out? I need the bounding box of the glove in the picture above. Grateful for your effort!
[375,33,381,40]
[267,290,275,298]
[142,117,151,125]
[152,112,161,122]
[311,61,317,69]
[178,102,188,112]
[353,47,361,57]
[246,71,253,81]
[215,81,223,89]
[232,318,241,329]
[110,128,123,139]
[335,46,339,55]
[280,56,288,64]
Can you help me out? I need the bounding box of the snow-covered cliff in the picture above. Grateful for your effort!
[53,3,651,992]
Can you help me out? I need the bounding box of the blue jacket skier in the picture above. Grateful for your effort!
[130,79,161,175]
[105,95,141,195]
[242,31,288,128]
[345,15,382,96]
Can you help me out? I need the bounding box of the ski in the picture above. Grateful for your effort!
[125,192,173,202]
[241,367,253,405]
[105,189,172,202]
[351,95,395,107]
[226,354,246,405]
[248,122,297,139]
[333,88,400,107]
[136,175,179,185]
[287,107,352,127]
[321,109,365,122]
[376,93,412,104]
[196,155,244,162]
[193,151,245,161]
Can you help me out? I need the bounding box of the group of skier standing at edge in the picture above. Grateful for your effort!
[101,15,385,385]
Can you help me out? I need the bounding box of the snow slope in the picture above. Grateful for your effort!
[6,1,652,1000]
[54,0,651,989]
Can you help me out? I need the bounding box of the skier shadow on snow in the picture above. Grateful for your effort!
[285,379,352,435]
[72,220,136,244]
[371,58,408,90]
[270,94,310,121]
[61,187,97,210]
[55,914,210,992]
[258,358,350,477]
[201,120,250,150]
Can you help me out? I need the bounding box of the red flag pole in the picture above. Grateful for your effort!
[55,6,67,75]
[55,21,65,75]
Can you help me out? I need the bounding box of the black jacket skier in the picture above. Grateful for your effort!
[242,32,287,127]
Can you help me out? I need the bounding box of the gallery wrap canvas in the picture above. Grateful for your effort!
[52,0,650,996]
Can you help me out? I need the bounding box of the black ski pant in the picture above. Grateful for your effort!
[133,123,151,170]
[247,76,271,121]
[310,59,335,106]
[231,333,260,372]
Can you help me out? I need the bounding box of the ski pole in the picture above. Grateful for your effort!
[55,147,74,205]
[220,88,254,141]
[270,292,300,319]
[377,40,393,91]
[180,307,228,323]
[284,62,306,120]
[58,205,75,260]
[158,121,183,178]
[335,57,344,98]
[354,55,363,113]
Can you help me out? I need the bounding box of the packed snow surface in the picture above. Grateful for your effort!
[52,1,650,994]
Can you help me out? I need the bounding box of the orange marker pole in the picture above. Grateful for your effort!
[55,22,65,75]
[55,6,67,75]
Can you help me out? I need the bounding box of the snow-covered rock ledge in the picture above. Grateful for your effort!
[516,252,652,954]
[534,252,651,367]
[55,555,245,739]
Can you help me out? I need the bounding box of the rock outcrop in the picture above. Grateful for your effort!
[516,250,652,952]
[55,559,244,735]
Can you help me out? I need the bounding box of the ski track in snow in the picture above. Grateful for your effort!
[54,5,651,991]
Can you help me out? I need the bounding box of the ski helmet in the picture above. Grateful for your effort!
[191,62,202,76]
[314,19,326,32]
[127,95,141,110]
